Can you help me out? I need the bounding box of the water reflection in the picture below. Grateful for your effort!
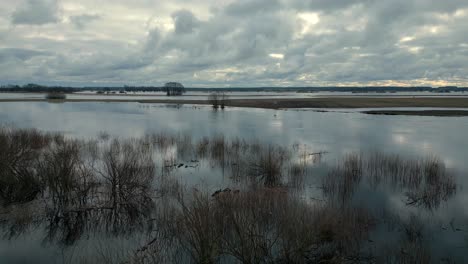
[322,153,457,210]
[0,102,468,263]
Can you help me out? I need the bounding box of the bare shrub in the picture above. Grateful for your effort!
[38,140,97,211]
[100,139,156,220]
[208,93,220,109]
[148,188,375,263]
[172,191,224,263]
[0,128,53,205]
[208,92,229,109]
[0,203,38,240]
[45,92,67,100]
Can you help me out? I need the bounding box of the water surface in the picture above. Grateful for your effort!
[0,101,467,263]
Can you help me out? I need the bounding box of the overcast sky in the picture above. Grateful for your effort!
[0,0,467,87]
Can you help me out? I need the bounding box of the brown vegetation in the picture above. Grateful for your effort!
[0,127,461,262]
[138,188,376,263]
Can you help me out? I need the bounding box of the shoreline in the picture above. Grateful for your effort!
[362,110,468,117]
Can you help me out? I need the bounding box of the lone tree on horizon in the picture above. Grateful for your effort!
[163,82,185,96]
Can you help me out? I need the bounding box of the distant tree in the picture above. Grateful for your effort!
[163,82,185,96]
[208,92,229,109]
[208,93,219,109]
[219,92,229,109]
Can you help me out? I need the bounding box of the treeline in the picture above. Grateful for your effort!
[0,83,165,93]
[0,83,84,93]
[196,86,468,93]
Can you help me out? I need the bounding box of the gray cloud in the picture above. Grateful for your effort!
[0,48,51,61]
[224,0,281,16]
[69,14,100,30]
[11,0,60,25]
[172,10,200,34]
[0,0,467,87]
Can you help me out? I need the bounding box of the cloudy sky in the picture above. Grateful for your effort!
[0,0,467,87]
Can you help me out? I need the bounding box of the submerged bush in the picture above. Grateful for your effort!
[101,138,155,219]
[45,92,67,100]
[208,92,229,109]
[141,188,375,263]
[0,128,53,205]
[38,140,96,211]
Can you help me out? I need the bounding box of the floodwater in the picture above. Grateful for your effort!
[1,91,468,101]
[0,101,468,263]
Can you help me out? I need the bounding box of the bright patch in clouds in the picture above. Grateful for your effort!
[269,53,284,59]
[297,12,319,36]
[399,36,415,43]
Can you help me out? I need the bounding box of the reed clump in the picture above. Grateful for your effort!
[323,152,457,209]
[248,145,290,187]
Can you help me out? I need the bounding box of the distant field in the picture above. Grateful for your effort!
[222,97,468,109]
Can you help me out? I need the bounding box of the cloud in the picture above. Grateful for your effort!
[0,0,467,87]
[0,48,51,61]
[69,14,100,30]
[11,0,60,25]
[171,10,199,34]
[224,0,281,16]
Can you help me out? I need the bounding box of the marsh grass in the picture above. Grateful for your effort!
[139,132,320,188]
[323,153,457,209]
[248,145,289,187]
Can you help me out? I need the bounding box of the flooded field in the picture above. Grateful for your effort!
[1,91,468,101]
[0,102,468,263]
